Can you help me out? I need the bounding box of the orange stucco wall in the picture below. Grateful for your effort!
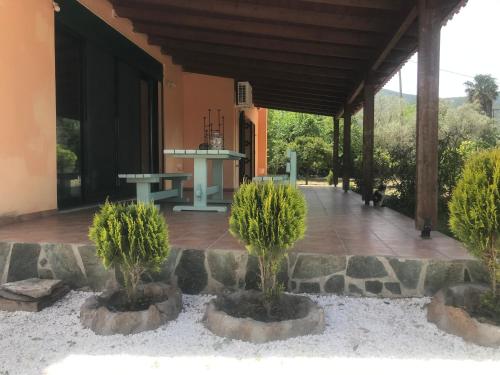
[0,0,268,217]
[257,108,268,176]
[242,107,268,176]
[180,73,238,189]
[0,0,57,218]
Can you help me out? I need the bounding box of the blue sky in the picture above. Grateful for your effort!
[384,0,500,98]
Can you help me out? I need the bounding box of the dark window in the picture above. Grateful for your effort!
[54,1,162,208]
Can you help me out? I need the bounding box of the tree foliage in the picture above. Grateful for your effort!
[465,74,499,118]
[349,96,498,219]
[229,182,306,298]
[89,201,170,304]
[290,136,331,184]
[267,111,332,176]
[449,149,500,296]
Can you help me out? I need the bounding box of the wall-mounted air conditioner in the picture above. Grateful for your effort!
[236,81,253,108]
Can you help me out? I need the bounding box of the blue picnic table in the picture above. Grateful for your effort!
[164,149,245,212]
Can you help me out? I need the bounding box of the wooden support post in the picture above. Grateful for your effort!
[362,83,375,205]
[416,0,440,230]
[342,110,351,192]
[332,117,340,187]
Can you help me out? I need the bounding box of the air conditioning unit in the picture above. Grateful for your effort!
[236,81,253,108]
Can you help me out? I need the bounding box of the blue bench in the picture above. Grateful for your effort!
[118,173,192,204]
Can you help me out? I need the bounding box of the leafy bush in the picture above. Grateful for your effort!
[229,182,306,298]
[89,201,169,304]
[290,136,332,184]
[326,170,334,185]
[449,148,500,297]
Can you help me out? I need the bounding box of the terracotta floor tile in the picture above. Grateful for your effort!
[0,186,469,260]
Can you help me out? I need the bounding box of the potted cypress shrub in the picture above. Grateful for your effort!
[204,182,325,343]
[80,201,182,335]
[427,148,500,347]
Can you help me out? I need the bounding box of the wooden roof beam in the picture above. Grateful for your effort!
[170,53,358,80]
[113,0,393,32]
[253,100,335,116]
[141,26,379,61]
[175,59,355,85]
[113,5,403,47]
[251,81,348,95]
[181,65,351,91]
[161,42,363,70]
[253,88,345,101]
[297,0,405,11]
[253,93,342,107]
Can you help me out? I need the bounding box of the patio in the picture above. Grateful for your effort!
[0,186,471,261]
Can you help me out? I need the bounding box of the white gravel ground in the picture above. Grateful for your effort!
[1,292,499,375]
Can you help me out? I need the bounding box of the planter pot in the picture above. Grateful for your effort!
[204,290,325,343]
[80,282,182,335]
[427,284,500,347]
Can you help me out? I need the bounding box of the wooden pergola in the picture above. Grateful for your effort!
[110,0,467,231]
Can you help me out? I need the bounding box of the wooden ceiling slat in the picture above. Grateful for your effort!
[176,59,354,85]
[161,41,364,70]
[296,0,404,11]
[180,65,351,87]
[253,88,344,101]
[170,53,358,80]
[253,94,342,108]
[141,26,378,60]
[113,4,405,47]
[182,65,351,90]
[114,0,394,33]
[253,100,335,116]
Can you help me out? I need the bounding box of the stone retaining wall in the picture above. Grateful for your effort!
[0,242,488,297]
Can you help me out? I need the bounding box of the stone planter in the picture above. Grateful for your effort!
[80,282,182,335]
[204,290,325,343]
[427,284,500,347]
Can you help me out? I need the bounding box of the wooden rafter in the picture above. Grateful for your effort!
[114,0,395,32]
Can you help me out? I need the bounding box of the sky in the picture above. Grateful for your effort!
[384,0,500,98]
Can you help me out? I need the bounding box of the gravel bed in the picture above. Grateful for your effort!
[1,292,499,375]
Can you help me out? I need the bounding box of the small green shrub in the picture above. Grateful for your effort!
[229,182,306,298]
[89,201,169,304]
[449,148,500,297]
[326,170,334,185]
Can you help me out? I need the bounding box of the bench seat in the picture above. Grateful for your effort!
[119,173,192,204]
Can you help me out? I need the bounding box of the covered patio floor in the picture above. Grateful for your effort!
[0,187,471,261]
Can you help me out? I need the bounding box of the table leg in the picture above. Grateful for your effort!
[211,159,224,201]
[172,179,183,200]
[136,182,152,203]
[193,158,207,208]
[173,158,226,212]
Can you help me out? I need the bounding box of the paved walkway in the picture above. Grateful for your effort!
[0,187,472,260]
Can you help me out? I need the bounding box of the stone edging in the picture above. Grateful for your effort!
[427,284,500,347]
[203,291,325,343]
[0,241,488,297]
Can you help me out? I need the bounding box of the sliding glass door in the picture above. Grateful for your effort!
[54,3,162,209]
[55,26,83,208]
